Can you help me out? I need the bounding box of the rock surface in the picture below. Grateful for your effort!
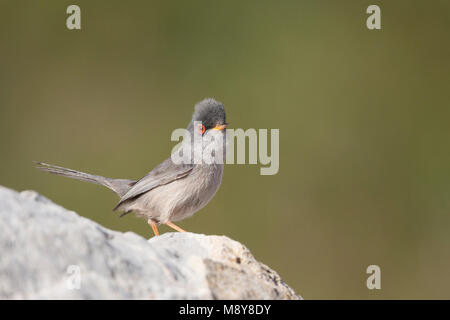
[0,186,300,299]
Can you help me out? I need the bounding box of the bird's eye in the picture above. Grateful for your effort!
[197,124,206,134]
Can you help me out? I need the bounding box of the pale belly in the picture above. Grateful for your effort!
[129,164,224,223]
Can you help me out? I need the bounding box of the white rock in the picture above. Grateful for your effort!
[0,186,300,299]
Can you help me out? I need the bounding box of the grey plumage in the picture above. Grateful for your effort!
[35,162,136,198]
[192,98,226,129]
[113,159,194,212]
[35,98,227,229]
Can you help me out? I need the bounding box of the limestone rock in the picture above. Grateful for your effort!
[0,186,300,299]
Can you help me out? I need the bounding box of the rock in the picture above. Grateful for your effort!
[0,185,301,299]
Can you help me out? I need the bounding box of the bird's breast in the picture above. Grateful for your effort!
[165,163,224,222]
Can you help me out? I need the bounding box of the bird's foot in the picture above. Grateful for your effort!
[148,219,159,236]
[165,221,187,233]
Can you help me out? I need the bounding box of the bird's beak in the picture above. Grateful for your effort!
[213,123,228,131]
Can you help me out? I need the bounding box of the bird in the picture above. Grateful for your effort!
[36,98,228,236]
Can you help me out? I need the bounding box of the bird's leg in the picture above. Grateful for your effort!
[165,221,187,233]
[148,219,159,236]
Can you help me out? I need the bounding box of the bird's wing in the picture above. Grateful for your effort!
[113,158,194,210]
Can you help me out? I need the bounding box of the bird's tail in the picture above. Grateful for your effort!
[35,162,135,197]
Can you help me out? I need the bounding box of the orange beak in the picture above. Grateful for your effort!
[213,123,228,131]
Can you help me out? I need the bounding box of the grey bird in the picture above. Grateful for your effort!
[36,98,227,236]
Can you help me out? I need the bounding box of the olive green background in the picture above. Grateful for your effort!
[1,1,449,299]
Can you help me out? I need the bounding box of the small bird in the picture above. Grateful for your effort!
[36,98,227,236]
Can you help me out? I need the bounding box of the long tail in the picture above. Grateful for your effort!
[35,162,136,198]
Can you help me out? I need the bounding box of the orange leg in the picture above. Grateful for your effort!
[166,221,187,233]
[148,219,159,236]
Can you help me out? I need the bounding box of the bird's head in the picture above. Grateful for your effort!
[188,98,227,135]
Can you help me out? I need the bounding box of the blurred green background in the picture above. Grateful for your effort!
[1,0,449,299]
